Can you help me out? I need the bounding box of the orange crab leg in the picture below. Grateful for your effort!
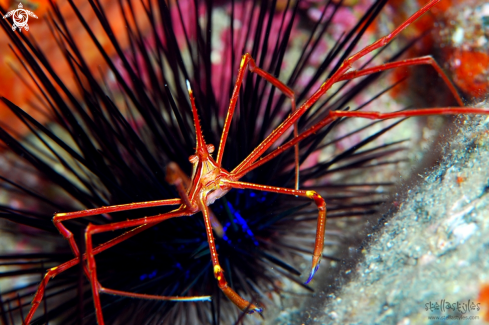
[197,196,263,314]
[216,53,301,189]
[231,0,444,176]
[237,105,489,178]
[84,208,209,325]
[337,56,464,106]
[25,221,170,324]
[51,198,182,277]
[327,107,489,120]
[27,198,197,324]
[222,180,326,284]
[234,115,335,179]
[235,53,467,179]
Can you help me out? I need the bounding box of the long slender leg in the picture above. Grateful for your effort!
[235,115,335,179]
[53,198,182,272]
[236,105,489,179]
[231,0,444,175]
[247,57,300,190]
[337,56,464,106]
[216,53,301,189]
[327,107,489,120]
[235,55,465,179]
[222,180,326,284]
[25,258,81,324]
[85,208,205,325]
[29,198,181,324]
[25,222,165,324]
[216,54,251,166]
[49,197,183,313]
[197,197,262,314]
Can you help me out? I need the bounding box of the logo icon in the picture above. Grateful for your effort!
[2,2,38,32]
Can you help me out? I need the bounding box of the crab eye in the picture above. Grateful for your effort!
[189,155,198,163]
[206,144,215,154]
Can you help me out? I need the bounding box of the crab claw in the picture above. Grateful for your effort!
[305,264,320,285]
[246,303,263,314]
[305,254,321,284]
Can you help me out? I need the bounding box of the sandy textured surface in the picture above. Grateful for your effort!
[321,114,489,325]
[268,111,489,325]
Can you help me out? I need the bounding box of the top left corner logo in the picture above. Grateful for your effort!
[2,2,38,32]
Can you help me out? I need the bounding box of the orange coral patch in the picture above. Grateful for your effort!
[478,284,489,322]
[450,50,489,98]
